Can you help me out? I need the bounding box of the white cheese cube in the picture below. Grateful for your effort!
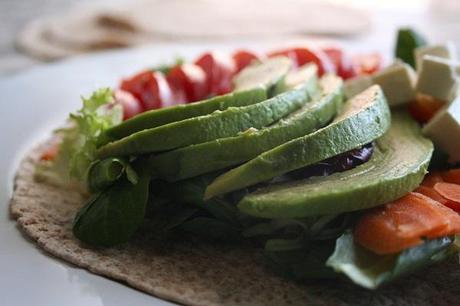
[344,75,373,99]
[415,55,459,102]
[423,96,460,163]
[415,42,456,71]
[371,62,416,107]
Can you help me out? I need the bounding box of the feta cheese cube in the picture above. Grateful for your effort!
[423,96,460,163]
[372,62,416,106]
[415,55,459,102]
[415,42,456,71]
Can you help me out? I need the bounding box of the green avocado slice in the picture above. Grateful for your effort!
[97,83,310,158]
[238,112,433,218]
[104,87,268,141]
[147,74,342,181]
[204,85,391,199]
[233,56,292,92]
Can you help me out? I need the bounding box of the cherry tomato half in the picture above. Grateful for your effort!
[113,89,143,120]
[120,71,172,110]
[195,52,236,95]
[322,47,356,79]
[232,50,261,73]
[268,47,335,76]
[167,63,208,103]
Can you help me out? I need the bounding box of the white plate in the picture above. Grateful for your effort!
[0,37,388,306]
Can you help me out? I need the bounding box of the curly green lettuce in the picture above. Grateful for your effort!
[36,88,122,189]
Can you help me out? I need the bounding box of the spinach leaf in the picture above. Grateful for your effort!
[326,231,454,289]
[87,157,127,192]
[73,174,150,246]
[395,28,427,68]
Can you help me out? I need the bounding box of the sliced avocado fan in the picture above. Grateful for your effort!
[97,83,310,158]
[147,72,343,181]
[204,85,391,199]
[238,112,433,218]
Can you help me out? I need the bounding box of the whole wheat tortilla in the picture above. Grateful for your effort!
[10,143,460,306]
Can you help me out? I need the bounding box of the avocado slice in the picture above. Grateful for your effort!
[204,85,391,199]
[105,87,267,141]
[97,82,310,158]
[238,112,433,218]
[147,73,342,181]
[233,56,292,92]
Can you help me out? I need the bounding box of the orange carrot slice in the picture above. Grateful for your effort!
[434,182,460,211]
[407,94,445,124]
[354,192,460,255]
[441,169,460,185]
[414,185,448,205]
[421,171,444,187]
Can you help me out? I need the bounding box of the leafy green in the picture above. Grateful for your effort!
[73,174,150,246]
[326,231,455,289]
[395,28,427,68]
[243,214,351,280]
[37,88,122,187]
[87,157,127,192]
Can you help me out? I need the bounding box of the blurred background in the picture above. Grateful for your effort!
[1,0,460,75]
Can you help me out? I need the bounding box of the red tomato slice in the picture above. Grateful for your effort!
[195,52,236,95]
[232,50,261,73]
[120,71,172,110]
[113,89,143,120]
[322,47,356,79]
[167,63,208,103]
[351,52,382,76]
[268,47,335,76]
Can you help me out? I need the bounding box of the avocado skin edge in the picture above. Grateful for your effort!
[238,112,433,218]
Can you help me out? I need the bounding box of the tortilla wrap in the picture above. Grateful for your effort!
[10,142,460,306]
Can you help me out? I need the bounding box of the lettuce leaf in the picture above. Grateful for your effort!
[36,88,122,187]
[326,231,456,289]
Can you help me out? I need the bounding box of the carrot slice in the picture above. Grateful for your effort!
[354,192,460,255]
[414,185,448,205]
[433,182,460,214]
[421,171,444,187]
[407,94,445,124]
[441,169,460,185]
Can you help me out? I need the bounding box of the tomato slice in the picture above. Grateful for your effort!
[120,71,172,110]
[113,89,143,120]
[322,47,356,79]
[268,47,335,76]
[232,50,261,73]
[195,52,236,95]
[167,63,208,103]
[351,52,382,76]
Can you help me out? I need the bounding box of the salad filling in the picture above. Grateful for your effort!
[24,27,460,294]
